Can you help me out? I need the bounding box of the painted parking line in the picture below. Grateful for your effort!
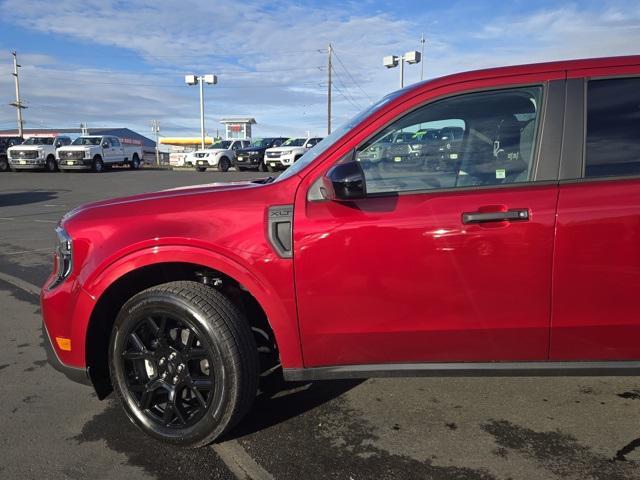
[33,220,58,224]
[3,247,52,256]
[0,269,275,480]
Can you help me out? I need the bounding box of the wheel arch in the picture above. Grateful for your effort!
[84,247,300,398]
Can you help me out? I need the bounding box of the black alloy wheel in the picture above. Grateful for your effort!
[110,281,259,446]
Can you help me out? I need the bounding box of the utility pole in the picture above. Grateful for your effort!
[420,34,426,81]
[10,51,26,137]
[327,43,332,135]
[151,120,161,165]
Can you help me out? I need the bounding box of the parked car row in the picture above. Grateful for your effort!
[0,135,143,173]
[186,136,323,172]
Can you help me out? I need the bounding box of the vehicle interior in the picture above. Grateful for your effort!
[356,87,542,194]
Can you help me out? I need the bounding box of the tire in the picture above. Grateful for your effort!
[218,157,230,172]
[258,161,268,172]
[0,158,8,172]
[196,167,207,172]
[266,164,275,173]
[130,154,140,170]
[45,155,58,172]
[109,281,259,447]
[92,156,104,173]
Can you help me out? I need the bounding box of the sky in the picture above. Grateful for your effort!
[0,0,639,144]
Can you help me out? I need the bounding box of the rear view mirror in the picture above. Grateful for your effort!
[322,160,367,201]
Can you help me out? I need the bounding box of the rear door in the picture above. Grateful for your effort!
[552,68,640,360]
[294,77,565,367]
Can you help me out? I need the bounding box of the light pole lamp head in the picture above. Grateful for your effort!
[404,51,422,64]
[185,74,198,85]
[203,74,217,85]
[383,55,399,68]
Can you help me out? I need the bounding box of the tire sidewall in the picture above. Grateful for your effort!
[110,292,239,445]
[93,156,104,173]
[218,157,229,172]
[46,155,57,172]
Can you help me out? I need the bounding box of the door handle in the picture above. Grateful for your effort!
[462,208,529,224]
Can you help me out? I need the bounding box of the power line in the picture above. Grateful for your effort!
[330,66,365,110]
[330,48,373,102]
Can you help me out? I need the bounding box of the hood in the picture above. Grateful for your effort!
[191,148,226,155]
[237,146,269,153]
[8,145,43,151]
[63,180,260,223]
[58,145,97,151]
[267,145,305,153]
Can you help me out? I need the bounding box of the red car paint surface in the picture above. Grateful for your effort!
[41,55,640,379]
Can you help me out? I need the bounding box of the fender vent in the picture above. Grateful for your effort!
[267,205,293,258]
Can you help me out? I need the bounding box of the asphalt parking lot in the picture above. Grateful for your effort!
[1,169,640,480]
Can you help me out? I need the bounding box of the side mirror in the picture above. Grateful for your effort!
[322,160,366,201]
[102,142,109,148]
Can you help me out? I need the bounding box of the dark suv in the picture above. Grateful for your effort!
[0,136,23,172]
[234,137,288,171]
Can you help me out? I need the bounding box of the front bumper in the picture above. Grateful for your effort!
[58,158,92,170]
[9,159,45,169]
[42,321,91,385]
[235,154,262,168]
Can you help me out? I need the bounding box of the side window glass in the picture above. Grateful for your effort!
[355,87,542,194]
[111,138,121,147]
[585,78,640,178]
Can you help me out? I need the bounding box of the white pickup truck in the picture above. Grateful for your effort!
[187,139,249,172]
[7,136,72,172]
[57,135,143,173]
[264,136,323,171]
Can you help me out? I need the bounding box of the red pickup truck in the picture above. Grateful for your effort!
[42,55,640,446]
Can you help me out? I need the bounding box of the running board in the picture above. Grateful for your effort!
[283,361,640,381]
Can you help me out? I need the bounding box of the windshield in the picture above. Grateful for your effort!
[72,137,102,146]
[248,138,270,148]
[282,138,305,147]
[276,91,403,182]
[208,141,231,149]
[23,137,55,145]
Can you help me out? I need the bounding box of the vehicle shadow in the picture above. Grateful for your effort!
[0,191,58,207]
[226,375,363,440]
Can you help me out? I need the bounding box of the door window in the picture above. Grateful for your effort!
[355,87,543,194]
[585,77,640,178]
[110,137,121,147]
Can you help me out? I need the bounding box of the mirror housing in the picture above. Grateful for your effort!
[102,142,109,148]
[322,160,366,201]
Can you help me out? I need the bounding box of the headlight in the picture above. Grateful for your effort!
[249,151,258,155]
[281,150,293,155]
[49,227,73,289]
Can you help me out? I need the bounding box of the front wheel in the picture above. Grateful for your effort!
[109,281,259,446]
[0,158,8,172]
[218,157,230,172]
[130,154,141,170]
[92,156,104,173]
[258,161,268,172]
[46,155,58,172]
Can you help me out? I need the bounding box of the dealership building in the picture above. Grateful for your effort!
[0,127,157,162]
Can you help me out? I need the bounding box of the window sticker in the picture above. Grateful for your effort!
[496,169,506,179]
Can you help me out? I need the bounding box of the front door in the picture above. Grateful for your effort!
[294,83,562,367]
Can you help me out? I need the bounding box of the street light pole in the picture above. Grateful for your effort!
[383,51,422,89]
[185,74,217,150]
[199,78,205,149]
